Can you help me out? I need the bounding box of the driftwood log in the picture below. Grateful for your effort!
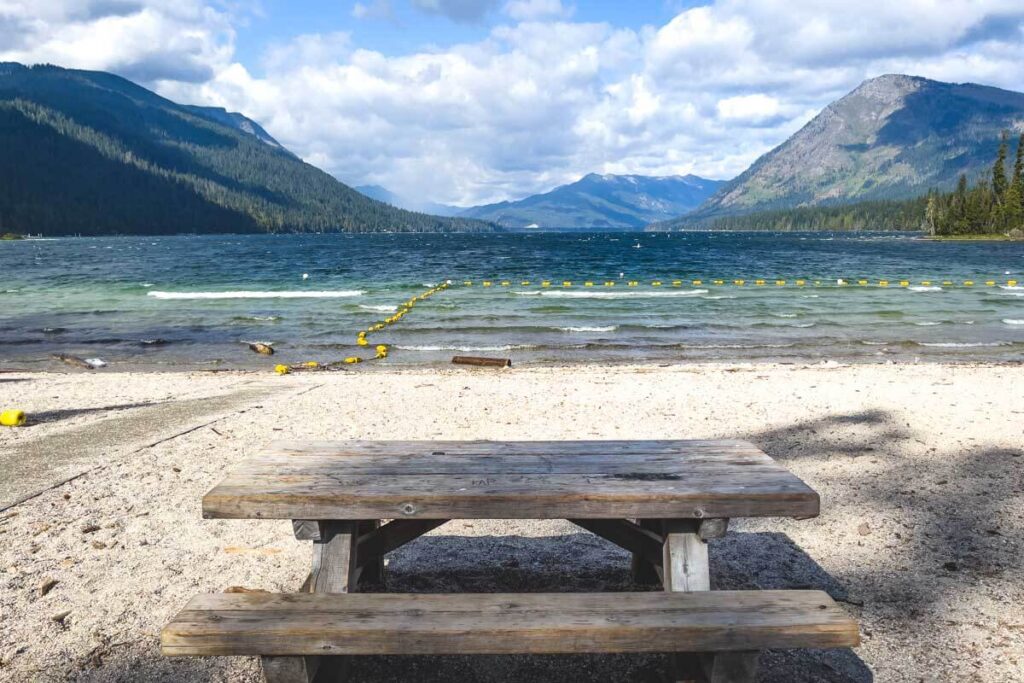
[248,343,275,356]
[52,354,95,370]
[451,356,511,368]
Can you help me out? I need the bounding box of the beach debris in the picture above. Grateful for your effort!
[51,610,71,624]
[38,578,58,596]
[0,409,26,427]
[91,541,107,550]
[248,342,275,356]
[224,586,270,594]
[84,358,107,368]
[80,523,101,534]
[52,354,97,369]
[452,356,512,368]
[857,522,872,536]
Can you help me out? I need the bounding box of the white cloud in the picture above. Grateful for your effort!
[5,0,1024,206]
[503,0,572,22]
[0,0,235,83]
[716,94,781,125]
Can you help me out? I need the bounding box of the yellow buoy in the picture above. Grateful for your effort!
[1,410,26,427]
[274,364,290,375]
[304,361,319,368]
[344,356,362,364]
[357,337,369,346]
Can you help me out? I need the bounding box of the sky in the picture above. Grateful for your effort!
[3,1,1024,207]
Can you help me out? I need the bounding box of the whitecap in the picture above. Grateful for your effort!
[914,321,942,326]
[919,342,1010,348]
[909,286,943,292]
[536,289,709,299]
[556,326,618,333]
[1003,319,1024,325]
[148,290,364,300]
[395,344,537,351]
[359,304,398,312]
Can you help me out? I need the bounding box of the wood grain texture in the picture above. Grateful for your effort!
[161,590,860,657]
[663,521,710,593]
[202,440,818,520]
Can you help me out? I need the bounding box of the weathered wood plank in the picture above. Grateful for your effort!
[569,519,663,567]
[204,440,818,521]
[161,591,860,657]
[357,520,384,586]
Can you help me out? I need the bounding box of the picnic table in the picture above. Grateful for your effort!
[162,440,859,682]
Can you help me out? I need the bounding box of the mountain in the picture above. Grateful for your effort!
[677,74,1024,225]
[354,185,462,217]
[457,173,726,229]
[0,63,492,235]
[182,105,289,152]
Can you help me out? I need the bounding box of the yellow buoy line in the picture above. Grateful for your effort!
[274,281,451,375]
[460,278,1019,288]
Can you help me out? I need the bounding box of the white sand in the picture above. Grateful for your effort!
[1,363,1022,682]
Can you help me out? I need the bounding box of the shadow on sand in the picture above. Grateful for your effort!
[85,407,1024,681]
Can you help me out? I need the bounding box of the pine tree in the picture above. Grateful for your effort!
[953,174,970,234]
[989,132,1010,229]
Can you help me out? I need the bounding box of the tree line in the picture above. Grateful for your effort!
[689,134,1024,235]
[925,132,1024,235]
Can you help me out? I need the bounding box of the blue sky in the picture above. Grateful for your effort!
[235,1,697,71]
[4,1,1024,206]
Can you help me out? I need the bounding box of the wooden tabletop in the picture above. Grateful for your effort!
[202,439,818,520]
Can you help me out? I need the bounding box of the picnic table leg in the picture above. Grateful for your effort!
[661,519,757,683]
[262,520,360,683]
[631,519,662,584]
[357,520,385,587]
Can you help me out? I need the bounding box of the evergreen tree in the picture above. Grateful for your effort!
[953,174,969,234]
[993,131,1010,200]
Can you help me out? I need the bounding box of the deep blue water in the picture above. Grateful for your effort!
[1,232,1023,369]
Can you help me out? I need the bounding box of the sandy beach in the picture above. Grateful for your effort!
[1,362,1022,682]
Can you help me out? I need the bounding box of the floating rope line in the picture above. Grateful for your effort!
[459,278,1019,288]
[274,281,452,374]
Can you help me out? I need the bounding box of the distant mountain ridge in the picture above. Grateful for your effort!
[458,173,726,228]
[354,185,463,217]
[0,62,492,235]
[674,74,1024,227]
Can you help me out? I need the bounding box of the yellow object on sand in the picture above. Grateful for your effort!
[274,364,290,375]
[1,409,27,426]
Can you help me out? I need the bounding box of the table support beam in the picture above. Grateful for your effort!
[569,519,664,569]
[357,518,448,565]
[264,520,360,682]
[661,519,756,683]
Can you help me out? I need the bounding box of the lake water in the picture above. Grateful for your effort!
[1,232,1023,369]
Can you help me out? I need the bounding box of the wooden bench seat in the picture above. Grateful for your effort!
[161,590,859,657]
